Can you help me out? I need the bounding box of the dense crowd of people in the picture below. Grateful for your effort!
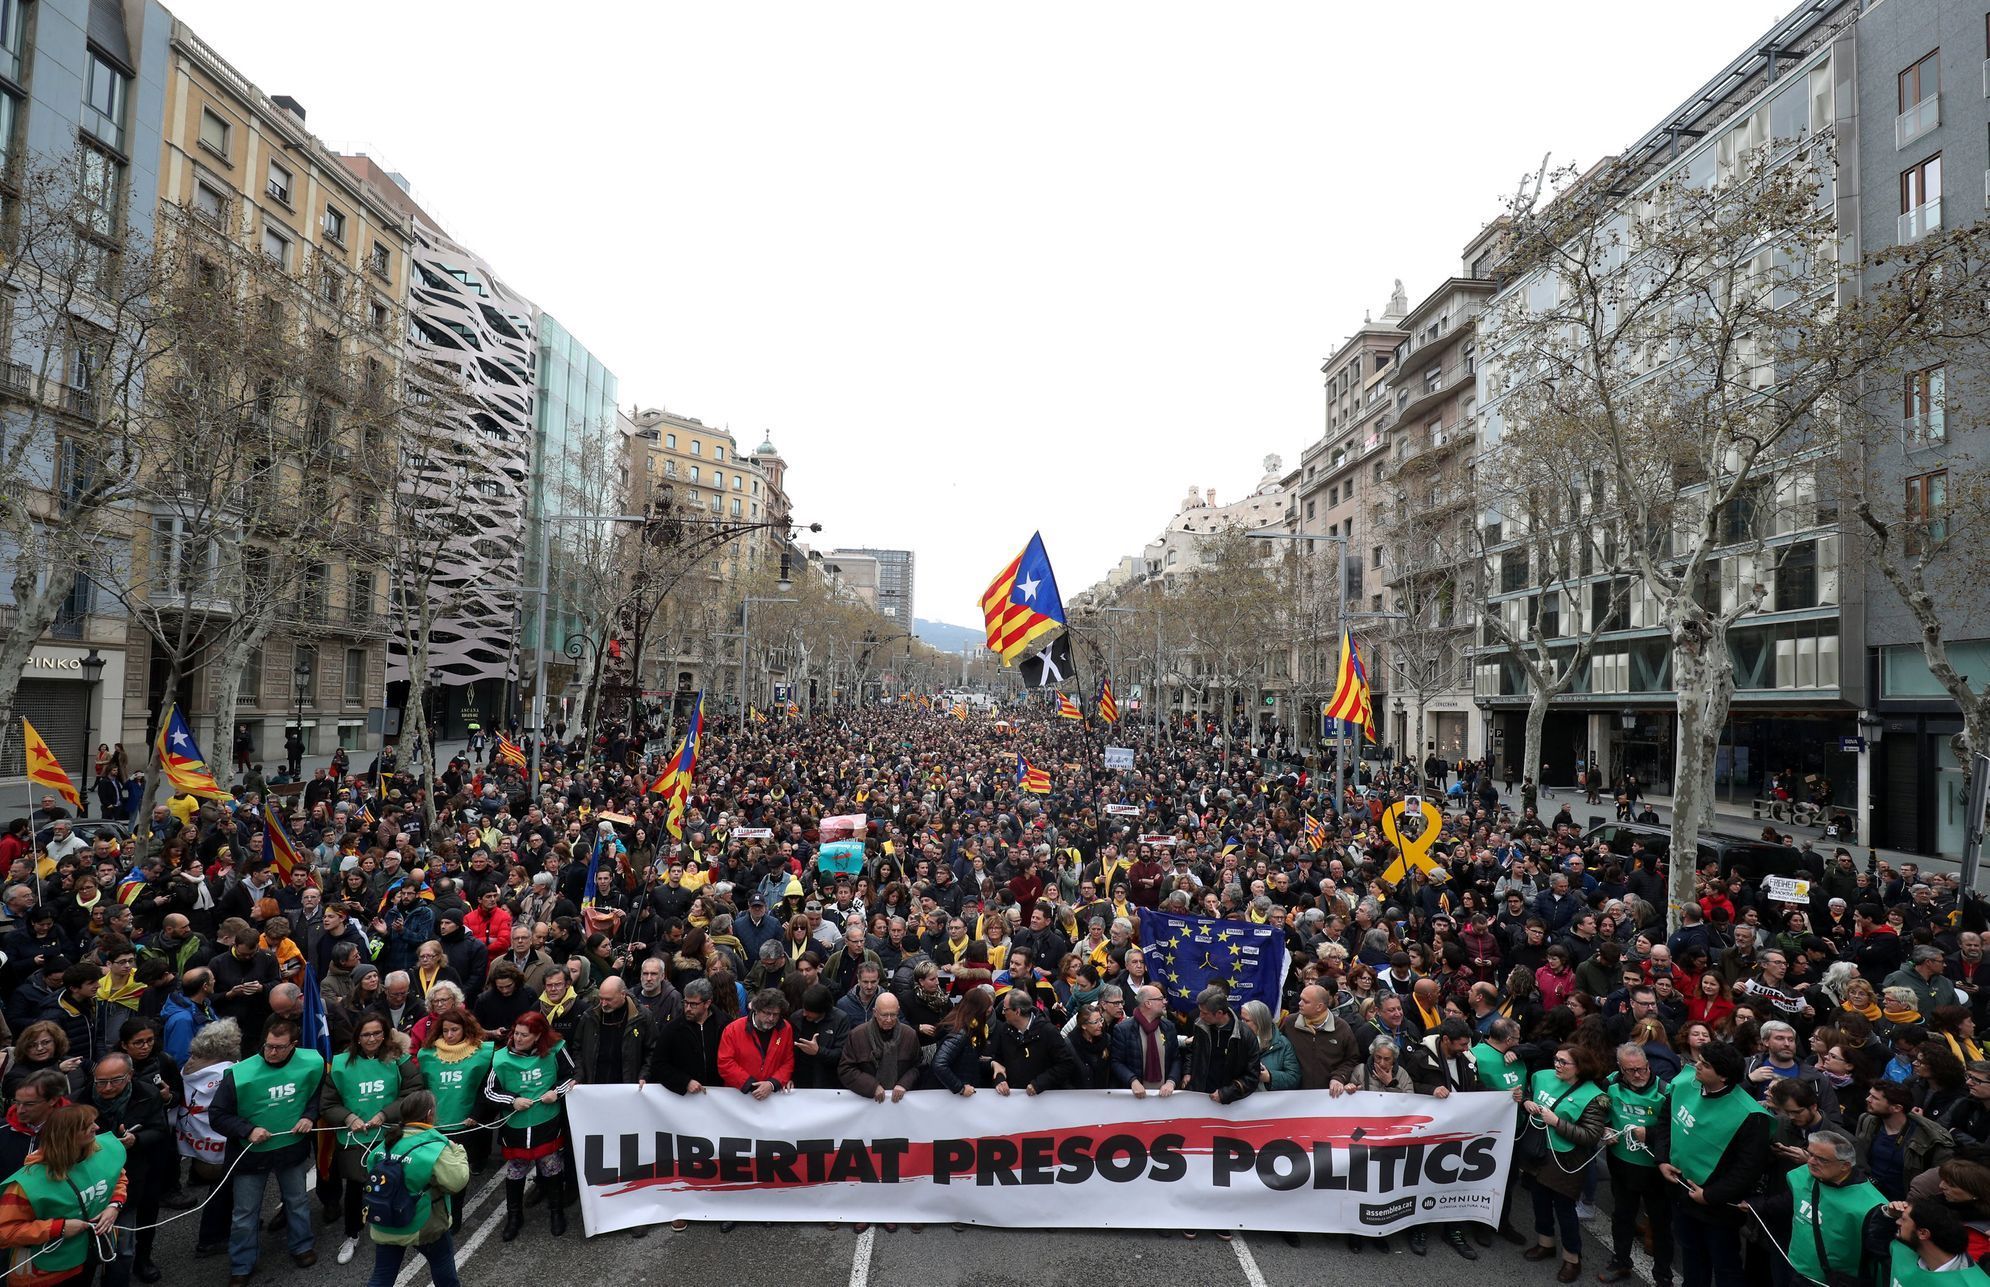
[0,698,1981,1287]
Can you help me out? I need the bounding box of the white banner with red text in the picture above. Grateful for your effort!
[566,1086,1515,1235]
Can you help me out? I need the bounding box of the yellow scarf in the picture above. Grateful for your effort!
[946,935,969,963]
[97,972,145,1011]
[986,941,1010,971]
[1841,998,1882,1022]
[1415,998,1442,1031]
[430,1036,481,1063]
[417,965,443,996]
[538,989,575,1022]
[1883,1004,1922,1025]
[1944,1031,1986,1064]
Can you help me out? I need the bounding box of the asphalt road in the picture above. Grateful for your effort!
[141,1163,1646,1287]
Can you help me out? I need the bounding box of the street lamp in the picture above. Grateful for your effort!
[78,649,104,798]
[293,650,313,770]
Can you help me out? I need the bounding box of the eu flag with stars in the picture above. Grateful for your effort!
[1137,908,1289,1017]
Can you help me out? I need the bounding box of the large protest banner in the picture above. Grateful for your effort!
[568,1087,1513,1236]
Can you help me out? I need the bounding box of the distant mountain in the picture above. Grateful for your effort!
[913,618,985,654]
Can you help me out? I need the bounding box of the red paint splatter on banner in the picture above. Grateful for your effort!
[601,1114,1475,1196]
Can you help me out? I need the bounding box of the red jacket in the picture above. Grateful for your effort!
[463,904,513,954]
[717,1016,795,1091]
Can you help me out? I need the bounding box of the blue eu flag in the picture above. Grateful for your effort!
[1137,908,1289,1016]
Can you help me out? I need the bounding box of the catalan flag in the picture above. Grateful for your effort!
[22,719,81,810]
[951,703,968,722]
[649,692,703,839]
[980,533,1066,663]
[1056,692,1083,720]
[265,807,307,884]
[749,705,767,724]
[785,700,800,716]
[496,734,528,769]
[155,704,231,800]
[357,800,376,826]
[1302,812,1328,852]
[1322,632,1377,743]
[1015,754,1050,795]
[1098,680,1119,724]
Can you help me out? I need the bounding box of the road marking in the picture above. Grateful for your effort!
[850,1225,875,1287]
[392,1168,509,1287]
[1231,1233,1269,1287]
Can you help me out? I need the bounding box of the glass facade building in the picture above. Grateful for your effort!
[524,313,619,676]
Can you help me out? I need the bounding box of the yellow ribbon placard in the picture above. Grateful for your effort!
[1379,797,1444,884]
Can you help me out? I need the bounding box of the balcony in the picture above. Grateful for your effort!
[1896,94,1939,149]
[0,362,31,396]
[1898,198,1941,245]
[62,386,95,418]
[1902,412,1946,450]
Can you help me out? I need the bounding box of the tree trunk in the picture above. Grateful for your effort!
[132,656,185,862]
[1666,604,1737,931]
[206,618,275,789]
[1524,695,1548,796]
[404,628,436,838]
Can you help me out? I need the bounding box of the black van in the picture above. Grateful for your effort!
[1583,821,1811,884]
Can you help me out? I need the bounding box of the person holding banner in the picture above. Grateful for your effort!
[1736,1126,1888,1287]
[0,1104,127,1287]
[1601,1042,1674,1287]
[1519,1042,1611,1281]
[1654,1041,1774,1287]
[716,989,795,1098]
[484,1010,576,1242]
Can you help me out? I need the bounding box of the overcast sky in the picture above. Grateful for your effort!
[169,0,1794,635]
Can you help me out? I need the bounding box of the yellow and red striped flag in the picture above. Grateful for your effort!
[1098,680,1119,724]
[1322,632,1377,742]
[22,719,81,810]
[980,533,1066,663]
[496,734,527,769]
[1056,693,1082,720]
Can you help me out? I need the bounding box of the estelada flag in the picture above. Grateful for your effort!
[980,533,1065,663]
[155,704,232,800]
[1322,632,1377,742]
[22,719,81,809]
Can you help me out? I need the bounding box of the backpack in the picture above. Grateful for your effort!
[364,1141,420,1228]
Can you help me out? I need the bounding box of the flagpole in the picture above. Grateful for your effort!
[23,723,38,905]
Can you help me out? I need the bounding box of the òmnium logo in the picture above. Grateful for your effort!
[1359,1197,1417,1226]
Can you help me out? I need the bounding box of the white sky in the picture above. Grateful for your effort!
[168,0,1795,634]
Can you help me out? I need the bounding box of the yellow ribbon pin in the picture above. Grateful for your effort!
[1379,797,1444,884]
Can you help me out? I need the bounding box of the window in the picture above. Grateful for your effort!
[714,445,724,461]
[322,205,346,244]
[690,439,702,456]
[1345,475,1355,497]
[344,648,365,703]
[76,145,120,239]
[1905,365,1946,444]
[193,180,226,225]
[711,471,723,490]
[261,223,290,269]
[1371,545,1383,569]
[731,497,742,516]
[1906,470,1949,553]
[665,433,675,449]
[732,475,741,490]
[82,53,127,150]
[198,108,229,157]
[367,243,389,277]
[1900,154,1942,242]
[1305,499,1316,520]
[1775,541,1818,611]
[266,160,292,207]
[240,646,263,704]
[1898,51,1939,148]
[688,465,698,482]
[0,0,23,83]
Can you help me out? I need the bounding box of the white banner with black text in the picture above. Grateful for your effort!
[566,1086,1515,1235]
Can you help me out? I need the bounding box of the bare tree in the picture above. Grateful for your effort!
[1487,136,1966,925]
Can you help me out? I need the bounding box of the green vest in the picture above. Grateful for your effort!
[1786,1169,1885,1286]
[1473,1042,1525,1091]
[1529,1068,1605,1153]
[231,1050,327,1152]
[6,1136,127,1275]
[368,1127,450,1240]
[1888,1241,1990,1287]
[418,1043,496,1129]
[490,1044,562,1131]
[329,1053,403,1146]
[1606,1072,1668,1167]
[1666,1070,1767,1186]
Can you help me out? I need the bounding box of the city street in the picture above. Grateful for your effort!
[139,1164,1612,1287]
